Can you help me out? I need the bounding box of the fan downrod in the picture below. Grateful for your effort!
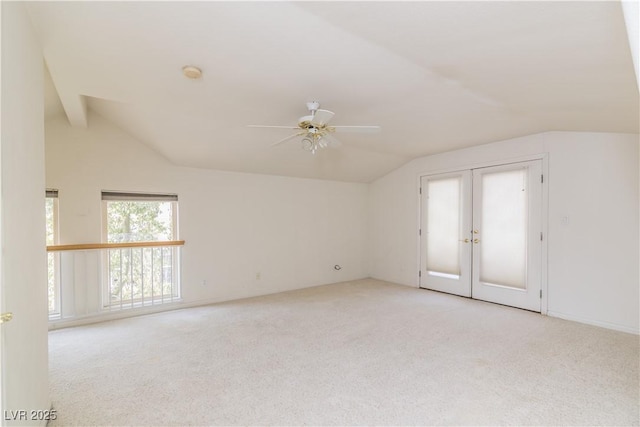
[306,101,320,114]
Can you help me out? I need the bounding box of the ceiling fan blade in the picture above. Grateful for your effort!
[331,125,381,133]
[271,131,305,147]
[248,125,300,130]
[311,109,335,126]
[322,133,342,148]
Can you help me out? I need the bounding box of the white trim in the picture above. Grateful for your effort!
[49,298,187,330]
[547,310,639,335]
[49,278,639,335]
[416,152,550,178]
[48,278,370,330]
[540,154,549,315]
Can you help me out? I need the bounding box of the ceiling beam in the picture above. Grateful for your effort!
[58,91,88,128]
[44,59,88,128]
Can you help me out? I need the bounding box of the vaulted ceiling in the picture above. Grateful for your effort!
[28,1,638,183]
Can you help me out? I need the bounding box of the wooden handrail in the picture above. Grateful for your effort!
[46,240,185,252]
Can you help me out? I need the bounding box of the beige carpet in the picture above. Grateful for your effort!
[48,279,639,426]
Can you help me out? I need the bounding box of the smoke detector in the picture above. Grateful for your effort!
[182,65,202,79]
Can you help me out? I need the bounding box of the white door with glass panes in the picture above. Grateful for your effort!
[419,171,472,297]
[420,160,543,312]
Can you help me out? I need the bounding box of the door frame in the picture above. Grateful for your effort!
[416,153,549,314]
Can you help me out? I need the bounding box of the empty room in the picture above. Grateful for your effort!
[1,1,639,426]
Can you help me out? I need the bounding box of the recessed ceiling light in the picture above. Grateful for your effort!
[182,65,202,79]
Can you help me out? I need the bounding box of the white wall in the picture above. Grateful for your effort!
[369,132,640,334]
[621,0,640,90]
[1,1,50,423]
[45,113,369,323]
[45,110,639,335]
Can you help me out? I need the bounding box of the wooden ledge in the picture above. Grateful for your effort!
[47,240,185,252]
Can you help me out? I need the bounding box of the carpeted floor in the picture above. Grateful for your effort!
[48,279,639,426]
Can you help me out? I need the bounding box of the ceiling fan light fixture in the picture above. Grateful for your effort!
[301,136,315,153]
[300,133,330,154]
[248,101,381,153]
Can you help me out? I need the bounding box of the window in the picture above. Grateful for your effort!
[101,192,180,310]
[46,189,60,318]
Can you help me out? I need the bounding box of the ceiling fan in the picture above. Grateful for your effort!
[248,101,381,154]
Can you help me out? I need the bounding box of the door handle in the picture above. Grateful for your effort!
[473,239,480,244]
[459,239,470,243]
[0,312,13,324]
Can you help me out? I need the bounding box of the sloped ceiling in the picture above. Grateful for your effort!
[28,1,638,183]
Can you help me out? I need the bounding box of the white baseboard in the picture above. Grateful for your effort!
[48,295,246,330]
[48,278,370,330]
[547,310,639,335]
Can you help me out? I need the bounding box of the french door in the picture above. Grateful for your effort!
[419,160,543,312]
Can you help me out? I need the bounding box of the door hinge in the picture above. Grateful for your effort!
[539,289,542,298]
[419,229,421,236]
[419,187,422,195]
[540,232,543,241]
[419,270,422,278]
[541,174,544,183]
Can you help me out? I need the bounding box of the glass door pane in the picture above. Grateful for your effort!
[427,177,462,278]
[479,169,527,289]
[420,171,472,297]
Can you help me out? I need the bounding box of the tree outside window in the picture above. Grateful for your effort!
[46,191,60,317]
[102,194,179,309]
